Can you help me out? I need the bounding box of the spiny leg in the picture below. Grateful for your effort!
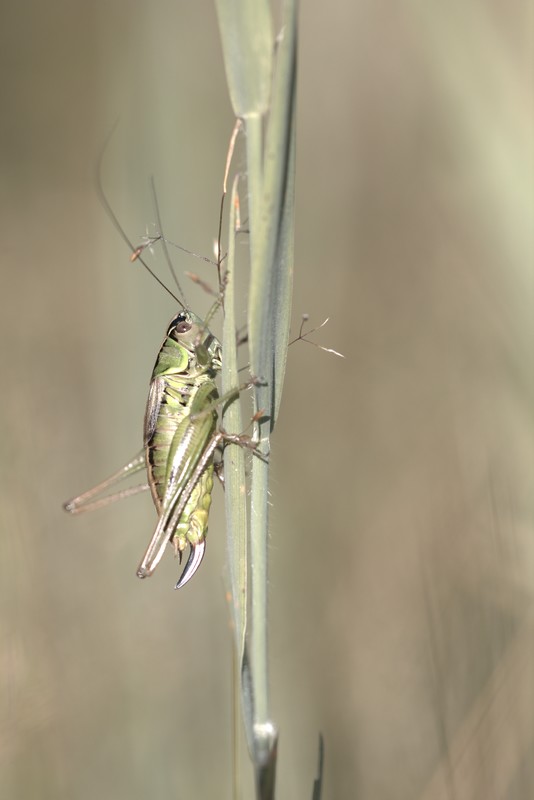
[174,426,265,589]
[136,433,224,583]
[189,375,266,425]
[136,422,264,589]
[63,452,148,514]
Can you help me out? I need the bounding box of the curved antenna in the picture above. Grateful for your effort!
[96,129,184,309]
[151,177,220,273]
[149,176,188,308]
[159,120,242,300]
[96,119,243,316]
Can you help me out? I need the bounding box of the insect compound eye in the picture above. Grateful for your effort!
[175,312,192,334]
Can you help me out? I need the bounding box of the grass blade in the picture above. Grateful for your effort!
[215,0,273,117]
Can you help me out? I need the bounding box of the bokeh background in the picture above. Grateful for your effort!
[1,1,532,798]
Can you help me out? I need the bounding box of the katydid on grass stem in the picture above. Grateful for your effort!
[64,131,261,589]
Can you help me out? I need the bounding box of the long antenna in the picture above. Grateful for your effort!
[150,176,188,306]
[96,128,184,308]
[96,120,243,313]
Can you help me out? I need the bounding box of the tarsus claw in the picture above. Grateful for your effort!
[174,541,206,589]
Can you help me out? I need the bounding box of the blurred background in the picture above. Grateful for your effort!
[0,1,532,798]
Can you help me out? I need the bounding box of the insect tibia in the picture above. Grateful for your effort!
[63,453,148,514]
[189,376,261,424]
[219,424,270,465]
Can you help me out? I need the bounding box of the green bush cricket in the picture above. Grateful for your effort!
[64,138,261,589]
